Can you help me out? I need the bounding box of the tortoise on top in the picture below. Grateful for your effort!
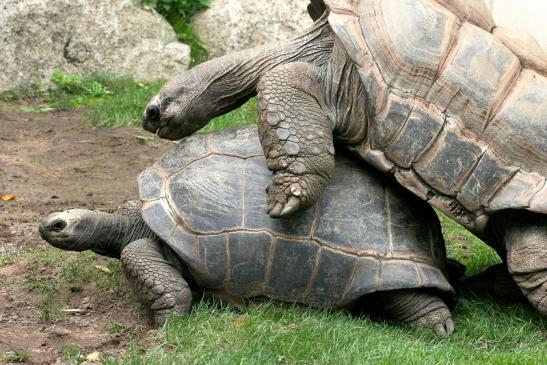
[142,0,547,316]
[40,127,456,337]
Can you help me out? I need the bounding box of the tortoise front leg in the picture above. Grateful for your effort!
[257,62,335,218]
[121,238,192,326]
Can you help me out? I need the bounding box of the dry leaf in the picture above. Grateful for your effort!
[233,316,249,330]
[85,351,101,361]
[94,265,112,274]
[0,194,16,201]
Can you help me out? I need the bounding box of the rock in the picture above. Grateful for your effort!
[0,0,191,92]
[193,0,313,57]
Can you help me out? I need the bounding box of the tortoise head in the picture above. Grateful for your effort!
[142,61,246,140]
[39,209,98,252]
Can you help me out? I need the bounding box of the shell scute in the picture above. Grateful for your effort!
[227,232,271,296]
[209,127,264,157]
[433,0,494,31]
[344,257,380,297]
[307,248,357,307]
[243,158,315,236]
[313,159,389,253]
[384,105,444,168]
[196,235,227,289]
[379,261,421,291]
[457,150,518,212]
[265,238,320,302]
[155,133,209,175]
[141,200,177,240]
[370,95,413,149]
[167,155,245,233]
[138,168,165,202]
[361,0,456,97]
[414,119,486,196]
[488,171,545,211]
[485,70,547,176]
[427,23,520,134]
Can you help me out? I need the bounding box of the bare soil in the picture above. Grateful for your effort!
[0,101,173,364]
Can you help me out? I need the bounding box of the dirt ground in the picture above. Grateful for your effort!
[0,101,174,364]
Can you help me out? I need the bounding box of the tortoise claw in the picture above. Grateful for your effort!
[433,318,454,338]
[268,202,284,218]
[279,196,302,217]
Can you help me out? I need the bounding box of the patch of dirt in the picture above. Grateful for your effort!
[0,101,173,364]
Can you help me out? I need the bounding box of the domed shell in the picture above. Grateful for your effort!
[138,127,453,307]
[324,0,547,232]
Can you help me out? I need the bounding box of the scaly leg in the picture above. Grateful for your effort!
[374,289,454,338]
[459,263,527,302]
[257,62,335,218]
[491,210,547,315]
[121,238,192,326]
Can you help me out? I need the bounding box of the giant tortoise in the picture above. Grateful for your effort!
[141,0,547,316]
[40,127,456,337]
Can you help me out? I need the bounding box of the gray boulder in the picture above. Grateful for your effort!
[192,0,312,57]
[0,0,191,92]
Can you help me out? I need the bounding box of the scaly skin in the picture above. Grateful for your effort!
[377,290,454,338]
[121,238,192,326]
[257,62,335,217]
[490,211,547,315]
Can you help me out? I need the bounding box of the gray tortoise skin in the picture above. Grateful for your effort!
[40,127,456,337]
[142,0,547,316]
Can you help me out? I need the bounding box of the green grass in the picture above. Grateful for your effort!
[103,298,545,365]
[438,212,502,277]
[5,70,257,131]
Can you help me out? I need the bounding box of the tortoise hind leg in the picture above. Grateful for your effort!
[373,289,454,338]
[121,238,192,327]
[491,210,547,315]
[257,62,335,218]
[458,263,527,302]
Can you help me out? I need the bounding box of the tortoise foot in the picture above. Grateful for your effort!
[257,62,335,218]
[266,172,324,218]
[377,289,454,338]
[511,270,547,316]
[121,238,192,327]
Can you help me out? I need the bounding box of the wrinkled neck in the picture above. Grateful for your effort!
[86,212,156,259]
[195,17,335,119]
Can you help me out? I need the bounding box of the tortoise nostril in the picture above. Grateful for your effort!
[49,219,67,232]
[147,105,160,121]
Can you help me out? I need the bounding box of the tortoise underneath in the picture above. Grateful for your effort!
[39,127,456,337]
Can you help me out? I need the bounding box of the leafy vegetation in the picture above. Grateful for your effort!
[140,0,210,65]
[2,349,30,363]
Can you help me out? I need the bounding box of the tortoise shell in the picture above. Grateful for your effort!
[324,0,547,232]
[138,127,453,308]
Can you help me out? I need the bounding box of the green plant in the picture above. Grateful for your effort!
[140,0,210,65]
[58,343,84,364]
[2,349,30,363]
[50,70,111,97]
